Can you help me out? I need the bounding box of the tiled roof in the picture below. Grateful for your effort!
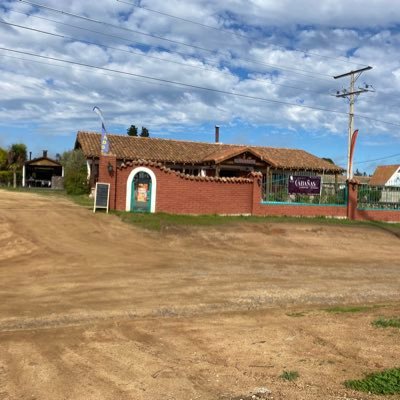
[76,131,344,173]
[369,165,400,186]
[120,160,255,183]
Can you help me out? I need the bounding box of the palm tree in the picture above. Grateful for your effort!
[8,143,27,188]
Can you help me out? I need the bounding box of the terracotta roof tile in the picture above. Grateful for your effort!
[369,164,400,186]
[120,160,253,183]
[76,131,344,173]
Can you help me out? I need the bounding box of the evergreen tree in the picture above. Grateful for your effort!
[140,126,150,137]
[127,125,138,136]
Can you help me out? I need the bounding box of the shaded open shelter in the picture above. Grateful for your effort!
[23,150,64,188]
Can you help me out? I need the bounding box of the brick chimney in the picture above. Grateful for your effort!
[215,125,220,143]
[43,150,48,158]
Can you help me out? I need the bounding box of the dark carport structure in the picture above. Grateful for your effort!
[23,151,64,188]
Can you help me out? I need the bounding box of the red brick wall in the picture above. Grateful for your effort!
[354,208,400,222]
[98,156,400,221]
[114,163,254,214]
[98,155,117,209]
[253,202,347,218]
[350,181,400,222]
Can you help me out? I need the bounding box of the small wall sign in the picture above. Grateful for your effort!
[288,175,321,195]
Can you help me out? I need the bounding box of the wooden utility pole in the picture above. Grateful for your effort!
[334,66,373,179]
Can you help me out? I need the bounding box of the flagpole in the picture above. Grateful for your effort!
[93,106,109,154]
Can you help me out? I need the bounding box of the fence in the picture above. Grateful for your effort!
[262,172,346,205]
[357,184,400,210]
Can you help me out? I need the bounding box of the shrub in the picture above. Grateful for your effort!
[280,370,299,381]
[64,169,89,195]
[0,170,22,186]
[61,149,90,195]
[0,170,13,185]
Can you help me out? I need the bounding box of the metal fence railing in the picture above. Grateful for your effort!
[357,185,400,210]
[262,172,346,205]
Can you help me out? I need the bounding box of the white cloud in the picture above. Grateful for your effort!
[0,0,399,160]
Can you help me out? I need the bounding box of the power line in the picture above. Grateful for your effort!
[16,0,334,80]
[0,19,326,96]
[0,53,199,90]
[116,0,368,68]
[354,153,400,165]
[9,9,330,88]
[0,46,348,114]
[1,46,399,129]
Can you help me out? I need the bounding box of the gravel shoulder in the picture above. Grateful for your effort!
[0,189,399,400]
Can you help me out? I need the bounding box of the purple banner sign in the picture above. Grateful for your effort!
[288,175,321,195]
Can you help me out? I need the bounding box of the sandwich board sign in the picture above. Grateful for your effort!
[93,182,110,213]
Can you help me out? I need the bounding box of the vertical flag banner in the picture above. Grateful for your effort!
[93,106,109,154]
[349,129,359,177]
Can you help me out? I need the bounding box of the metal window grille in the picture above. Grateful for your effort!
[262,171,346,205]
[358,185,400,210]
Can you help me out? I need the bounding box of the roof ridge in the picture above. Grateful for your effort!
[375,164,400,168]
[76,131,344,172]
[77,130,298,150]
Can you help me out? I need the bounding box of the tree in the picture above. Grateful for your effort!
[8,143,27,188]
[0,147,7,170]
[127,125,138,136]
[354,168,364,176]
[60,149,90,195]
[140,126,150,137]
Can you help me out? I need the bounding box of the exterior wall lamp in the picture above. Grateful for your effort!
[107,162,114,174]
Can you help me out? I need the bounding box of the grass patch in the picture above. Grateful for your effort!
[324,304,384,314]
[372,317,400,329]
[286,312,307,317]
[112,211,400,232]
[280,370,299,381]
[325,306,372,314]
[344,367,400,395]
[113,211,269,231]
[67,193,93,208]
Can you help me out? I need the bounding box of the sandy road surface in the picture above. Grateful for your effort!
[0,190,399,400]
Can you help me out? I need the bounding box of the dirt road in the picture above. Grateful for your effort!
[0,190,399,400]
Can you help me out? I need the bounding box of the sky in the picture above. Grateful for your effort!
[1,0,400,173]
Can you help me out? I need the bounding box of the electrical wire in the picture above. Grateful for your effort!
[354,153,400,165]
[0,19,327,96]
[0,46,348,115]
[16,0,334,80]
[1,47,399,128]
[8,8,331,88]
[116,0,369,68]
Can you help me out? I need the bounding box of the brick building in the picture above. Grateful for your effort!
[75,131,343,214]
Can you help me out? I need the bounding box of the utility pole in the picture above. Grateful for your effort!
[334,66,373,179]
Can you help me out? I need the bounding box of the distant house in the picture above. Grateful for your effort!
[23,150,64,188]
[369,165,400,187]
